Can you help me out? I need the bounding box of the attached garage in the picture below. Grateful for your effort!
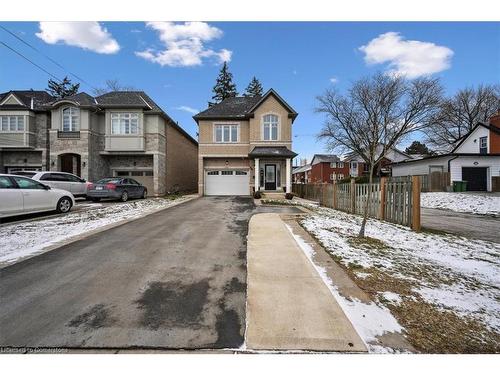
[204,170,250,196]
[462,167,487,191]
[114,170,154,194]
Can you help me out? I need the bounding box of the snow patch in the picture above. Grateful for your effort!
[0,197,188,265]
[421,192,500,216]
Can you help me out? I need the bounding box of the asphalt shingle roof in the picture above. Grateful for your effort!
[0,90,54,110]
[311,154,340,164]
[95,91,162,111]
[194,96,262,119]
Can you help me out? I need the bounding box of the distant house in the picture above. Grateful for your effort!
[292,164,311,183]
[343,145,412,177]
[391,114,500,192]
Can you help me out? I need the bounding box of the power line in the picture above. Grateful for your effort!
[0,25,98,91]
[0,40,62,82]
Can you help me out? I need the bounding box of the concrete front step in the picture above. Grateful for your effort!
[261,192,286,200]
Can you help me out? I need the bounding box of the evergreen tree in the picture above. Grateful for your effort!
[405,140,434,155]
[209,62,237,106]
[243,76,263,97]
[47,76,80,99]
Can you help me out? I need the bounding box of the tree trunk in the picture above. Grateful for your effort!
[358,164,375,237]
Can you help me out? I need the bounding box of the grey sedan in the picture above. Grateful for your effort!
[87,178,147,202]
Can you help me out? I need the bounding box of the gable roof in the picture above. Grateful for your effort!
[292,164,312,174]
[311,154,340,164]
[0,90,53,111]
[193,88,298,122]
[451,122,500,153]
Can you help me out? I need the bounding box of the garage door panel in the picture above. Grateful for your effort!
[205,170,249,196]
[462,167,487,191]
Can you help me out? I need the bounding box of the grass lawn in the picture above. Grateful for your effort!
[299,206,500,353]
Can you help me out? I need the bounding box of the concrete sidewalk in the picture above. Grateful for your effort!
[246,213,367,352]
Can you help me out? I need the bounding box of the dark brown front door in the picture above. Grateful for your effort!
[59,154,81,177]
[264,164,276,190]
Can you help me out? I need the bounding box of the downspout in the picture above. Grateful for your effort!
[447,154,459,189]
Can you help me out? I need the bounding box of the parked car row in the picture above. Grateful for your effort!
[0,171,149,219]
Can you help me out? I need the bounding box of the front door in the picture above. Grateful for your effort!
[60,154,81,177]
[264,164,276,190]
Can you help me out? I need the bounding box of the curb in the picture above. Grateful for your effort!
[0,195,198,269]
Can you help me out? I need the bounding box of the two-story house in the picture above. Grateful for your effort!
[308,154,349,183]
[343,145,412,177]
[0,90,198,196]
[391,114,500,191]
[193,89,298,196]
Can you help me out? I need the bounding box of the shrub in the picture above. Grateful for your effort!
[253,191,262,199]
[285,192,294,200]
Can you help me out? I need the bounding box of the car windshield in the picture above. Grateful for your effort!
[96,178,121,184]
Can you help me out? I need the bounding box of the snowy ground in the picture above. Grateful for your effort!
[421,192,500,216]
[0,196,189,266]
[300,206,500,353]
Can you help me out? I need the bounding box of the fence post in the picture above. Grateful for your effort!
[350,179,356,214]
[379,177,386,220]
[411,176,421,232]
[333,181,337,210]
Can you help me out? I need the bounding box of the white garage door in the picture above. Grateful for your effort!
[205,170,250,196]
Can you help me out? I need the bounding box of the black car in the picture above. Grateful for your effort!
[87,177,147,202]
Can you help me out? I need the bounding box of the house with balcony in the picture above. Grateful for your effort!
[0,90,198,196]
[193,89,298,196]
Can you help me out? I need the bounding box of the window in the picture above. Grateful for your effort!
[330,174,334,181]
[351,161,358,169]
[0,176,15,189]
[221,170,233,175]
[0,116,25,132]
[207,171,219,175]
[62,107,79,131]
[111,113,139,135]
[116,171,130,176]
[263,114,279,141]
[12,176,45,190]
[214,124,238,142]
[479,136,488,154]
[339,174,344,180]
[235,171,247,175]
[337,162,344,168]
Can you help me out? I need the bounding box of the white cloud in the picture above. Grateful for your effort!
[135,22,231,67]
[329,77,338,84]
[175,105,199,114]
[359,32,453,78]
[36,22,120,54]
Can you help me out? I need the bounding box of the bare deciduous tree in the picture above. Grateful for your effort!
[316,73,442,237]
[424,84,500,151]
[93,79,137,96]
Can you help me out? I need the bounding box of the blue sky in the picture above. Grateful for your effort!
[1,22,499,163]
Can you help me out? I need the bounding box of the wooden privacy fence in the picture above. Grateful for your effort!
[397,172,450,192]
[293,176,421,231]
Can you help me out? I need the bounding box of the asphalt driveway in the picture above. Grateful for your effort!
[421,207,500,243]
[0,197,254,349]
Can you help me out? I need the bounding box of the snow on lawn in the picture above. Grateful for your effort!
[285,224,406,353]
[300,207,500,337]
[421,192,500,216]
[0,197,189,266]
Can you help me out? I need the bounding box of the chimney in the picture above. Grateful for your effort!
[30,97,34,110]
[490,112,500,129]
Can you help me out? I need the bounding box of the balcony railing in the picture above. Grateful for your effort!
[57,131,80,139]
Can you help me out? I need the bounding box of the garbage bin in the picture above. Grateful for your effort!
[453,181,467,192]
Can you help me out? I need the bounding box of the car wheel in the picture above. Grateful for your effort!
[91,197,101,202]
[142,189,147,199]
[56,197,72,213]
[120,191,129,202]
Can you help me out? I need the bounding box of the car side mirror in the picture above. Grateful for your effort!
[42,184,51,190]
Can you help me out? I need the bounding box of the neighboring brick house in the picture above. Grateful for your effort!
[392,114,500,192]
[307,154,349,183]
[193,89,298,196]
[0,90,198,195]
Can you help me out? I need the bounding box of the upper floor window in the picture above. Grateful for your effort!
[0,115,24,132]
[62,107,79,131]
[111,113,139,135]
[331,161,344,168]
[214,124,238,143]
[350,161,358,169]
[263,114,279,141]
[479,136,488,154]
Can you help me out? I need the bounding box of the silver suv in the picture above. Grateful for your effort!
[12,171,89,198]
